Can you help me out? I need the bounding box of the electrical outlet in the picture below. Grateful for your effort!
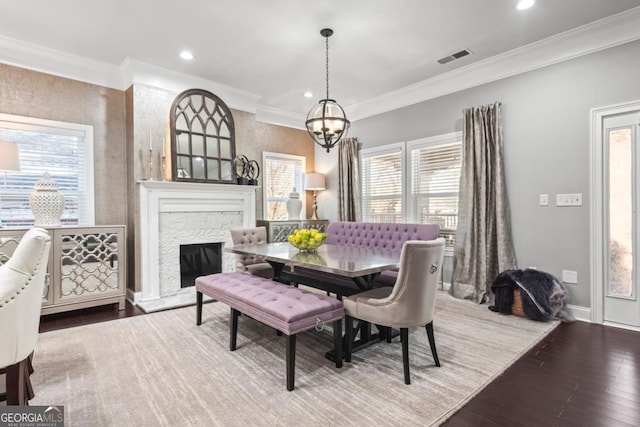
[562,270,578,284]
[539,194,548,206]
[556,193,582,207]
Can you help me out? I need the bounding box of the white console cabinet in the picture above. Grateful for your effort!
[0,225,126,315]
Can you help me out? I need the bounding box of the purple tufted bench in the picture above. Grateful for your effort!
[195,272,343,391]
[292,222,441,294]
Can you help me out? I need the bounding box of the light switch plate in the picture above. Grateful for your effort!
[556,193,582,207]
[539,194,548,206]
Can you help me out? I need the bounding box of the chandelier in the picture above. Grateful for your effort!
[305,28,350,153]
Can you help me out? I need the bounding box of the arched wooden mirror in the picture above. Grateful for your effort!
[170,89,236,183]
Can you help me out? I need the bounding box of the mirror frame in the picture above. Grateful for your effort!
[170,89,236,183]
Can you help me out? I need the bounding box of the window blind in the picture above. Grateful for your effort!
[361,148,403,223]
[409,141,462,246]
[0,123,89,227]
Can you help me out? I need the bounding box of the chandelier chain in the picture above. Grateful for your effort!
[325,35,330,99]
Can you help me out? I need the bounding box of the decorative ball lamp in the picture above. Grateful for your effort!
[305,173,326,220]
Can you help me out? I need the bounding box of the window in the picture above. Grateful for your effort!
[262,152,306,220]
[361,132,462,249]
[361,143,404,223]
[0,113,94,227]
[408,134,462,247]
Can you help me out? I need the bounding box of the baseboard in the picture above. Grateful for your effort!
[126,288,141,305]
[566,304,591,322]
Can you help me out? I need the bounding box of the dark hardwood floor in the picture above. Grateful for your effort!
[38,305,640,426]
[443,321,640,427]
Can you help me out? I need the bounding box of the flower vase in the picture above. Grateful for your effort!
[29,172,65,226]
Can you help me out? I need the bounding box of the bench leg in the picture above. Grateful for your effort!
[196,291,203,325]
[333,319,343,368]
[230,308,240,351]
[286,334,296,391]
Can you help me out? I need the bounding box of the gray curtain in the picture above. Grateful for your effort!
[338,137,362,221]
[451,102,517,303]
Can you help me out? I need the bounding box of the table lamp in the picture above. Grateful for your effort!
[304,173,326,220]
[0,141,20,228]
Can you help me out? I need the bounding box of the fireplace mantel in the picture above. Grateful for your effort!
[137,181,256,311]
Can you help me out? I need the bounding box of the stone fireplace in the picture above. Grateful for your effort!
[136,180,256,312]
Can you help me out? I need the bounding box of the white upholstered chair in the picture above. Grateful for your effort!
[230,227,273,279]
[344,238,445,384]
[0,227,51,405]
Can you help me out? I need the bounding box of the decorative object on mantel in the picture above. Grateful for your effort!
[147,130,155,181]
[233,155,260,185]
[29,172,65,226]
[305,173,326,220]
[286,188,302,220]
[305,28,350,153]
[170,89,236,184]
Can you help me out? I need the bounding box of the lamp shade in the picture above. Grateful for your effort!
[0,141,20,171]
[305,173,326,191]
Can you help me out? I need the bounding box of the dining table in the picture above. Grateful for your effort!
[226,242,402,359]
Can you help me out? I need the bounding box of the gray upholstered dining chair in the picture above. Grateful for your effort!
[230,227,273,279]
[344,238,445,385]
[0,227,51,404]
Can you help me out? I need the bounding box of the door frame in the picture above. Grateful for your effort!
[590,100,640,325]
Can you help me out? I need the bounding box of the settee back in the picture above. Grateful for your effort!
[325,221,440,253]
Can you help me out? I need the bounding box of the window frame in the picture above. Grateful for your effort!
[360,132,462,253]
[262,151,306,220]
[0,112,95,226]
[360,142,405,223]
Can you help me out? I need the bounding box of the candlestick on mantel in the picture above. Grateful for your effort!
[149,130,152,151]
[148,148,154,181]
[162,138,165,158]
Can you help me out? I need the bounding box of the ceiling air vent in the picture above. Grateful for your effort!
[437,48,472,65]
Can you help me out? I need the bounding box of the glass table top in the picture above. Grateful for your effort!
[227,242,401,278]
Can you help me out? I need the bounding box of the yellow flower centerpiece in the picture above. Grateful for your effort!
[287,228,328,252]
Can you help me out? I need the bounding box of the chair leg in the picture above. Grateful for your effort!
[401,328,410,385]
[230,308,240,351]
[333,319,342,368]
[6,359,27,405]
[196,291,203,325]
[345,315,353,362]
[25,353,34,401]
[286,334,296,391]
[425,321,440,367]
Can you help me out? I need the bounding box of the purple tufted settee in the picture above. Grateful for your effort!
[325,221,440,287]
[291,221,440,294]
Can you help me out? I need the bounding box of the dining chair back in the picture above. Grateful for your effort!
[0,227,51,404]
[343,238,445,384]
[229,227,273,278]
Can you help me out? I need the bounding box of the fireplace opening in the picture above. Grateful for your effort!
[179,242,222,288]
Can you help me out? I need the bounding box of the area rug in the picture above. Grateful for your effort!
[30,292,558,426]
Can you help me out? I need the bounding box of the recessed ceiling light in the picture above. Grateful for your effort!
[517,0,535,10]
[304,91,313,98]
[180,51,194,60]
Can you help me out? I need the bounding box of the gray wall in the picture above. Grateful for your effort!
[316,39,640,309]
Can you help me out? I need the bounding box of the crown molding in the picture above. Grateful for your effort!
[2,6,640,126]
[0,34,124,88]
[255,104,306,130]
[119,58,260,113]
[345,6,640,121]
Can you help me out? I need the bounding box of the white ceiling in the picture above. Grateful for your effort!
[1,0,640,126]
